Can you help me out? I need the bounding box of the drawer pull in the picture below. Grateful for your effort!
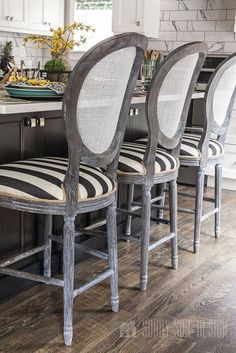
[39,117,45,127]
[129,108,134,116]
[24,118,45,128]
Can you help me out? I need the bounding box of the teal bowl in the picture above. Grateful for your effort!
[4,86,63,99]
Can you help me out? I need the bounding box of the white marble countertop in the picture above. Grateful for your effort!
[0,90,204,115]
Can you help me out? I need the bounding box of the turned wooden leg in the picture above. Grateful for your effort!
[106,200,119,312]
[125,184,134,240]
[44,214,53,277]
[157,182,166,220]
[169,180,178,269]
[215,164,222,239]
[194,168,205,254]
[63,216,75,346]
[140,185,151,291]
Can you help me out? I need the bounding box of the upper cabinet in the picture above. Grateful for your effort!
[0,0,64,35]
[28,0,64,34]
[112,0,160,38]
[0,0,28,29]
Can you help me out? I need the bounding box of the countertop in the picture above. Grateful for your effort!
[0,90,204,115]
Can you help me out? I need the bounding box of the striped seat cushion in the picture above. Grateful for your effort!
[137,135,224,161]
[0,157,115,203]
[180,133,224,159]
[118,142,179,175]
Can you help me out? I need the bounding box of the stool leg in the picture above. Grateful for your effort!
[107,200,119,312]
[125,184,134,239]
[157,182,166,220]
[215,164,222,239]
[194,167,205,254]
[63,216,75,346]
[44,215,53,277]
[140,185,151,291]
[169,180,178,269]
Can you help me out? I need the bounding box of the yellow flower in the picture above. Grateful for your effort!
[23,22,95,54]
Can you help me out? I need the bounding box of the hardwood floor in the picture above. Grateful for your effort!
[0,186,236,353]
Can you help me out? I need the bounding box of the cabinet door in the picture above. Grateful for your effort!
[28,0,48,32]
[112,0,144,33]
[0,121,22,262]
[142,0,160,38]
[0,0,9,27]
[43,0,64,29]
[112,0,160,38]
[7,0,28,29]
[23,116,67,159]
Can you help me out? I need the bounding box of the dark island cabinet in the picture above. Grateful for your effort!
[0,111,67,299]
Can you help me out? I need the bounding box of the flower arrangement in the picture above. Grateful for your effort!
[23,22,95,58]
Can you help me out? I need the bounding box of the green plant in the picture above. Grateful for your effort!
[0,41,14,73]
[1,41,13,59]
[44,59,66,72]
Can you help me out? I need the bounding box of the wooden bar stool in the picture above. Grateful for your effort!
[117,42,208,291]
[178,53,236,253]
[0,33,147,346]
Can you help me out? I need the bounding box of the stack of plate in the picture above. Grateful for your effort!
[4,84,63,99]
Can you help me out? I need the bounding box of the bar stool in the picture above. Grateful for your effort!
[179,53,236,253]
[0,33,148,346]
[117,42,208,291]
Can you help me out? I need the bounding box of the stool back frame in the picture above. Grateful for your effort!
[143,42,208,182]
[199,53,236,166]
[63,33,148,215]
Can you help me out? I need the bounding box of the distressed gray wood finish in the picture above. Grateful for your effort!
[179,53,236,253]
[44,215,53,278]
[118,42,208,290]
[0,33,148,346]
[215,164,222,239]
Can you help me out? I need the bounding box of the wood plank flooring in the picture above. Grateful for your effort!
[0,186,236,353]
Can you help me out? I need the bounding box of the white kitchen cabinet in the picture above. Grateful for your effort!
[112,0,160,38]
[44,0,64,29]
[28,0,64,33]
[0,0,64,34]
[0,0,28,29]
[0,0,9,27]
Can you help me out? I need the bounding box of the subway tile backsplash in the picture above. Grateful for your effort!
[0,32,43,68]
[150,0,236,54]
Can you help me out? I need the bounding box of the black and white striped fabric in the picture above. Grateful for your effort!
[137,135,224,161]
[180,133,224,159]
[118,142,179,175]
[0,157,115,203]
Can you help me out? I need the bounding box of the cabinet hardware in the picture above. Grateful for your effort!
[24,118,31,127]
[43,21,47,25]
[136,21,141,26]
[129,108,139,117]
[48,22,51,26]
[10,16,14,21]
[5,16,10,21]
[39,117,45,127]
[31,118,37,128]
[24,118,44,128]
